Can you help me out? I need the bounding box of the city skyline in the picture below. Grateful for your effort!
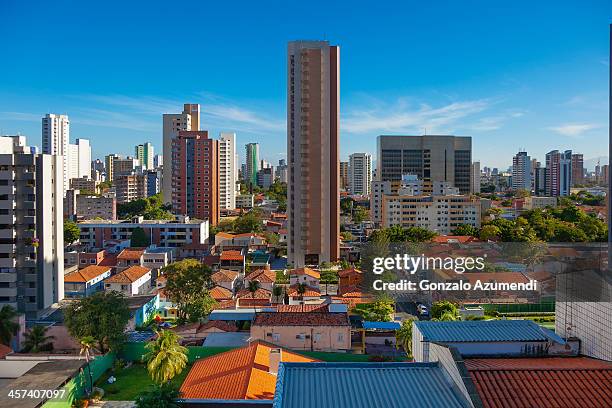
[0,1,610,168]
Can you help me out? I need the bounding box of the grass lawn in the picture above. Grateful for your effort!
[97,363,191,401]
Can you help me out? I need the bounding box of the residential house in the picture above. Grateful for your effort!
[287,285,321,305]
[338,267,363,288]
[210,286,233,302]
[219,250,245,273]
[250,312,351,352]
[244,268,276,292]
[104,265,152,296]
[289,267,320,289]
[63,265,112,298]
[170,321,238,345]
[116,248,145,272]
[179,341,317,403]
[211,269,239,292]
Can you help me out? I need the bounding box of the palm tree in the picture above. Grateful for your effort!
[437,311,458,321]
[0,305,19,346]
[145,329,188,384]
[272,285,283,303]
[247,280,261,299]
[296,283,308,301]
[395,318,416,357]
[79,336,96,394]
[23,325,54,353]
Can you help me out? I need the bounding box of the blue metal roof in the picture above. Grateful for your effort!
[208,310,256,321]
[273,362,471,408]
[414,320,565,343]
[362,321,401,330]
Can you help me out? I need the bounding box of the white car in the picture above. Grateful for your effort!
[417,304,429,316]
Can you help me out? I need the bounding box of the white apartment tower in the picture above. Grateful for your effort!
[471,161,481,193]
[68,138,92,180]
[287,40,340,267]
[162,104,200,204]
[348,153,372,196]
[512,151,532,191]
[219,132,237,210]
[42,113,70,193]
[0,136,64,318]
[135,142,154,170]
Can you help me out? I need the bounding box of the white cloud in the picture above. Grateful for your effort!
[547,123,600,137]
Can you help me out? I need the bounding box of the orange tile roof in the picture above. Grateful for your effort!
[431,235,479,244]
[211,269,239,283]
[245,269,276,284]
[220,250,244,261]
[253,312,350,327]
[210,285,233,301]
[214,300,237,310]
[180,341,317,400]
[117,248,145,260]
[105,265,151,283]
[64,265,111,283]
[98,254,118,267]
[290,267,320,279]
[466,357,612,408]
[287,285,320,298]
[236,287,272,299]
[276,304,329,313]
[337,267,362,278]
[215,232,235,239]
[338,284,365,297]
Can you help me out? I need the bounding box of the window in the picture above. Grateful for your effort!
[272,333,280,342]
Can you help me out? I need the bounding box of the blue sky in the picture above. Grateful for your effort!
[0,0,610,169]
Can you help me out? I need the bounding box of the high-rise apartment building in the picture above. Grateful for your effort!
[571,153,584,186]
[287,40,340,267]
[471,161,481,193]
[376,135,472,194]
[67,138,92,181]
[546,150,572,196]
[135,142,154,170]
[245,143,260,187]
[115,174,147,203]
[162,104,200,204]
[512,151,532,191]
[105,154,120,182]
[0,136,64,318]
[219,133,237,210]
[348,153,372,195]
[276,159,288,183]
[171,131,219,225]
[339,161,349,190]
[42,113,70,193]
[112,157,140,181]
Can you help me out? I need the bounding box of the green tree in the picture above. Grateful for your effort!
[135,384,181,408]
[0,305,19,346]
[340,231,354,242]
[233,210,263,233]
[272,285,283,301]
[130,227,150,247]
[479,224,501,241]
[436,310,458,321]
[296,283,308,301]
[452,224,479,237]
[247,280,261,299]
[352,206,369,224]
[22,325,54,353]
[395,318,416,357]
[64,219,80,245]
[163,259,215,322]
[63,291,130,353]
[358,298,395,322]
[431,301,458,320]
[340,197,353,215]
[145,330,188,384]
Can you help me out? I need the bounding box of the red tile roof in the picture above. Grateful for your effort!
[276,304,329,313]
[337,267,362,278]
[210,285,233,301]
[431,235,480,244]
[287,285,320,298]
[117,248,145,260]
[245,269,276,284]
[179,341,317,400]
[98,254,118,267]
[64,265,111,283]
[467,357,612,408]
[220,250,244,261]
[290,267,320,279]
[105,265,151,283]
[211,269,238,283]
[236,287,272,299]
[253,312,349,327]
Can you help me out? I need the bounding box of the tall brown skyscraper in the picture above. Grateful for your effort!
[171,130,219,226]
[287,40,339,267]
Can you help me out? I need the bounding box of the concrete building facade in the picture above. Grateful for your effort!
[348,153,372,196]
[287,40,340,267]
[219,132,237,210]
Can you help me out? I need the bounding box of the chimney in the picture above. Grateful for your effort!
[269,348,282,375]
